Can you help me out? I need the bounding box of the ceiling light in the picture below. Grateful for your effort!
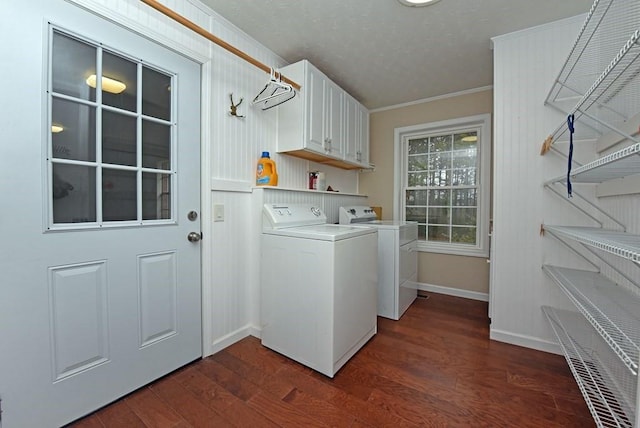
[85,74,127,94]
[397,0,442,7]
[51,125,64,133]
[461,135,478,142]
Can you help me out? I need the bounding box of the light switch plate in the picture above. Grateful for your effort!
[213,204,224,222]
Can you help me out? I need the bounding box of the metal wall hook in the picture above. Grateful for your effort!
[229,93,245,118]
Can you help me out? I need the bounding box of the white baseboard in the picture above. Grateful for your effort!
[417,282,489,302]
[490,328,562,355]
[205,324,261,356]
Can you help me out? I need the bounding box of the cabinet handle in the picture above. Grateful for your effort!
[324,138,332,152]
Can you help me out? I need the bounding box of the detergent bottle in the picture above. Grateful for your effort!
[256,151,278,186]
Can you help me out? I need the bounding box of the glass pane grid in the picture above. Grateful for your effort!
[405,130,479,246]
[48,28,175,229]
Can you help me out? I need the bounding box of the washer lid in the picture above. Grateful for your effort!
[263,224,377,241]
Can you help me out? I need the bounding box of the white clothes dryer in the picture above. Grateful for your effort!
[260,203,378,378]
[340,206,418,320]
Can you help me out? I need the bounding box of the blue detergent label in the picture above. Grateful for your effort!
[257,163,270,184]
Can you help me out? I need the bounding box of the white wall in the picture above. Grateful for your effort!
[491,14,640,352]
[491,15,591,352]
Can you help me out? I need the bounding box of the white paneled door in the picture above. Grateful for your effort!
[0,2,202,426]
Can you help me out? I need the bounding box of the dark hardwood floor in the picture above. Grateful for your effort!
[70,293,594,427]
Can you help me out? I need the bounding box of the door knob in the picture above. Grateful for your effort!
[187,232,202,242]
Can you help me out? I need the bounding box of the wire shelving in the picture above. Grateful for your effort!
[542,306,636,427]
[543,265,640,374]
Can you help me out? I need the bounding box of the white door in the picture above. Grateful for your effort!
[0,2,202,427]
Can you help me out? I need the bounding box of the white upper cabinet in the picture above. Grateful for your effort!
[277,60,370,170]
[324,78,344,159]
[344,93,370,166]
[357,98,370,166]
[305,66,326,154]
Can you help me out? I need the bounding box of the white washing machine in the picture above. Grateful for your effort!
[260,203,378,378]
[340,206,418,320]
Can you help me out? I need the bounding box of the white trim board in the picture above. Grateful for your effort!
[208,324,260,355]
[370,85,493,113]
[489,329,562,356]
[417,282,489,302]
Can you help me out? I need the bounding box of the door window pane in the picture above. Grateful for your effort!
[52,164,96,223]
[48,28,176,228]
[51,98,96,162]
[102,169,137,221]
[142,120,171,169]
[102,111,136,166]
[102,52,137,112]
[52,32,96,102]
[143,67,172,121]
[143,172,171,220]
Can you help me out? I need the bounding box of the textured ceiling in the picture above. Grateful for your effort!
[200,0,593,109]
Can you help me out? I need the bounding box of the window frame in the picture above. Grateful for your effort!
[45,26,177,231]
[394,114,491,257]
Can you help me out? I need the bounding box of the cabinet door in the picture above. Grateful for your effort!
[357,105,370,166]
[306,66,326,153]
[325,79,344,158]
[343,95,358,163]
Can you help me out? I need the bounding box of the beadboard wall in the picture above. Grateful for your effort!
[71,0,366,355]
[491,15,640,353]
[491,15,592,353]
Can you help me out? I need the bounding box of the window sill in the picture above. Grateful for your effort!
[417,242,488,258]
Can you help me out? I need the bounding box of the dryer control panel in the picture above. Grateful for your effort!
[339,206,378,224]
